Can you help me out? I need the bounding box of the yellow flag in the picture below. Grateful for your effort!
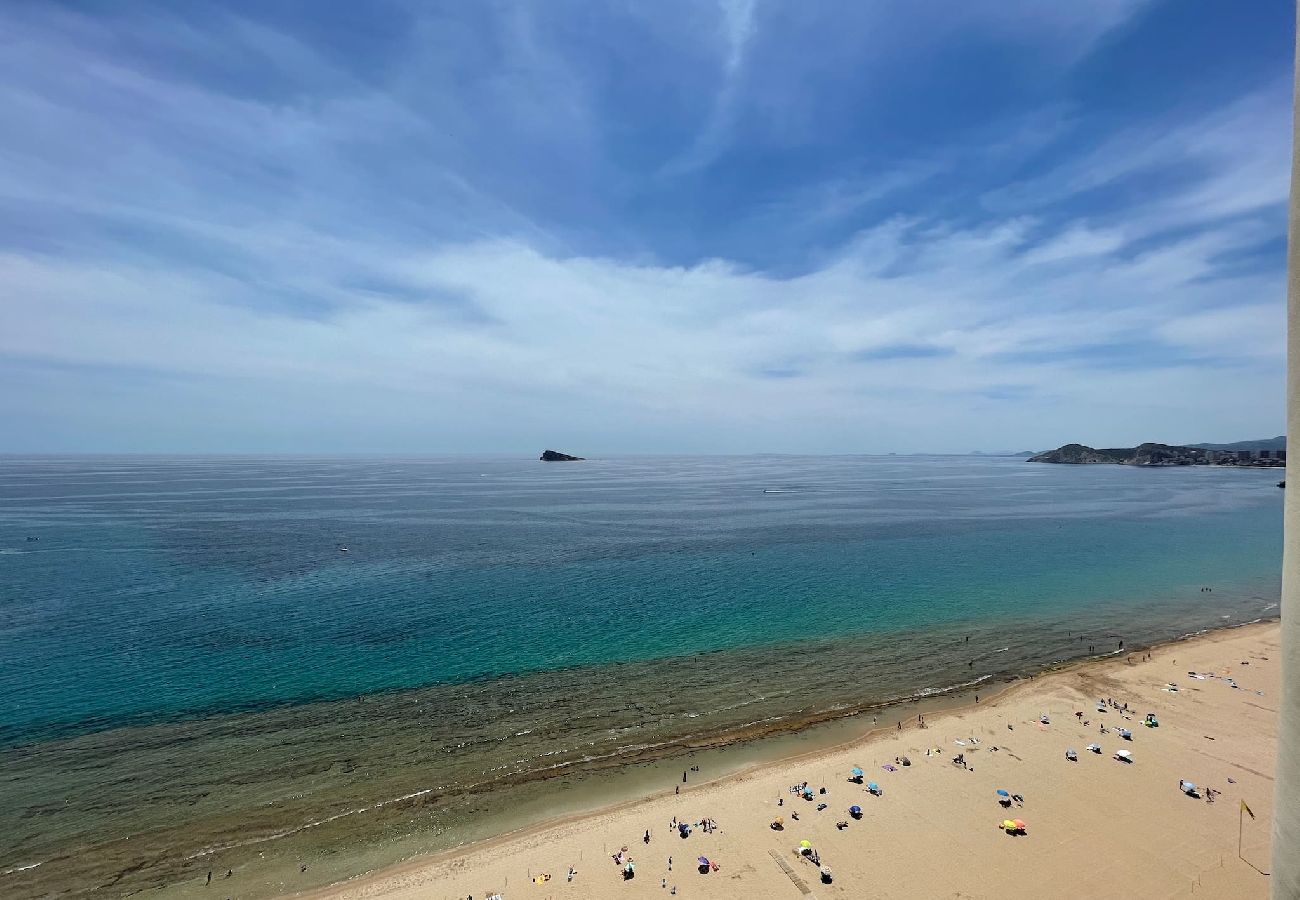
[1241,799,1255,820]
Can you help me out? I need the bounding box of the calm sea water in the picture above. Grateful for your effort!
[0,455,1283,897]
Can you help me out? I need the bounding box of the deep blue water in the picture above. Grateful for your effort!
[0,454,1283,745]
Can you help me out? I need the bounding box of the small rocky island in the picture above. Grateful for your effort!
[1029,442,1284,467]
[540,449,584,461]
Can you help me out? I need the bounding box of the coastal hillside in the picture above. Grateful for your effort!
[1029,441,1284,467]
[1029,442,1284,468]
[1191,436,1286,451]
[1028,443,1137,464]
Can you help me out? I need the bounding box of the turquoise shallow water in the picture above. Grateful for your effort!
[0,455,1283,896]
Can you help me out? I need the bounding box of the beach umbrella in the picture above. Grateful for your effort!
[1115,749,1132,759]
[996,789,1010,798]
[1002,819,1017,830]
[1183,782,1197,793]
[851,767,864,777]
[867,781,879,792]
[800,840,812,849]
[698,856,710,866]
[1013,819,1026,830]
[849,805,861,814]
[1086,743,1101,752]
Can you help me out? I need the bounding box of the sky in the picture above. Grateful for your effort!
[0,0,1292,454]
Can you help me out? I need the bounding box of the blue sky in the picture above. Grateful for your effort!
[0,0,1291,453]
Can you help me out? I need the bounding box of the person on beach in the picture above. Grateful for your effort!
[644,830,650,844]
[206,871,212,885]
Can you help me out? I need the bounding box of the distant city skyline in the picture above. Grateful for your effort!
[0,1,1289,454]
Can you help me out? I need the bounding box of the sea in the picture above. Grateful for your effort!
[0,454,1283,897]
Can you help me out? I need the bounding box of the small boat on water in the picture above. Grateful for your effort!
[338,546,349,552]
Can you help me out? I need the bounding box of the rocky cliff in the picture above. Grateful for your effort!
[540,450,584,461]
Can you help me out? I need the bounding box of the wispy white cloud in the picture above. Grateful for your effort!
[1,201,1281,451]
[982,81,1291,234]
[719,0,759,74]
[0,0,1287,452]
[659,0,760,176]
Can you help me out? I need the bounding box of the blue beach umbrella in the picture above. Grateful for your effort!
[996,789,1010,798]
[867,782,879,792]
[849,805,862,814]
[851,767,864,777]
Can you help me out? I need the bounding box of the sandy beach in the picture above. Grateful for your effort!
[295,621,1280,900]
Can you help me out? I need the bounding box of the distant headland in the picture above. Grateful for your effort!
[1029,438,1285,468]
[540,449,584,461]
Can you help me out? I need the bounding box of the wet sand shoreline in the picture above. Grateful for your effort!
[291,617,1280,900]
